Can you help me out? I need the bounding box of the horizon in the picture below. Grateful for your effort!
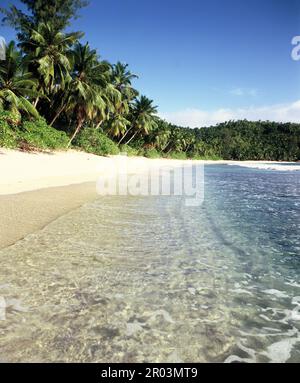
[1,0,300,127]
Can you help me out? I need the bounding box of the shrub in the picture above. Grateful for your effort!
[167,151,187,160]
[20,118,69,150]
[0,111,19,148]
[75,127,119,156]
[119,144,139,157]
[0,121,18,148]
[0,110,21,126]
[143,148,161,159]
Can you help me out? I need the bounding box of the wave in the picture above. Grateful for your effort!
[227,162,300,172]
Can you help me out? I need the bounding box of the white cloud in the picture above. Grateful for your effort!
[160,100,300,128]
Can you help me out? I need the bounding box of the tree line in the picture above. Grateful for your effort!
[0,0,299,161]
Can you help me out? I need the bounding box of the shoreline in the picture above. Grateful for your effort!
[1,148,299,250]
[0,148,203,249]
[1,148,299,196]
[0,148,206,196]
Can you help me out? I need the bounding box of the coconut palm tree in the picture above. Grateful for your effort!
[0,41,38,118]
[119,95,158,145]
[107,114,130,138]
[65,42,120,146]
[111,62,138,104]
[20,22,82,100]
[105,62,138,138]
[155,122,172,151]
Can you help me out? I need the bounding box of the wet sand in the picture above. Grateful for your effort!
[0,182,98,249]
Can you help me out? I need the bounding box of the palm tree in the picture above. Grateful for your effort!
[20,23,82,101]
[170,127,186,153]
[65,42,118,146]
[0,41,38,118]
[119,95,158,145]
[106,62,138,138]
[155,123,172,151]
[107,114,130,138]
[111,62,138,103]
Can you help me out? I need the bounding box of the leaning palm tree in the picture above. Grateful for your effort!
[120,95,158,145]
[107,114,130,138]
[0,41,38,118]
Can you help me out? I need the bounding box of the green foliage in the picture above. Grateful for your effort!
[119,144,139,157]
[1,1,299,162]
[144,119,300,161]
[143,148,161,159]
[66,42,115,146]
[124,96,158,144]
[0,111,19,148]
[0,41,39,118]
[75,127,119,156]
[21,23,82,96]
[1,0,89,33]
[0,110,21,126]
[20,118,69,149]
[0,113,68,150]
[0,122,18,148]
[194,120,300,161]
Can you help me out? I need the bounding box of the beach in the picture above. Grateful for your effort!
[0,148,201,249]
[1,0,299,365]
[1,148,299,250]
[0,148,208,196]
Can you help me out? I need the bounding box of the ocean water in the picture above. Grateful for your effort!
[0,164,299,363]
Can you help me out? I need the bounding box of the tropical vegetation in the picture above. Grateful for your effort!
[0,0,299,161]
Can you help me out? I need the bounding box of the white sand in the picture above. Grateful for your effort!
[0,148,109,195]
[0,148,202,195]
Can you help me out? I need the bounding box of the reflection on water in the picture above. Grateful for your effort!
[0,165,299,363]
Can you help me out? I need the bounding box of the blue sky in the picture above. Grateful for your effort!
[1,0,300,126]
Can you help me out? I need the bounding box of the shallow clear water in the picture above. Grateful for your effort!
[0,165,299,363]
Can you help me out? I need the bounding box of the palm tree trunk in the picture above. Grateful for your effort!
[184,144,191,153]
[162,141,171,152]
[125,131,138,145]
[118,126,133,145]
[50,105,66,127]
[95,120,103,130]
[33,97,39,108]
[67,119,83,148]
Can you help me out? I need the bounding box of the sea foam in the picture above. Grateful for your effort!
[228,162,300,172]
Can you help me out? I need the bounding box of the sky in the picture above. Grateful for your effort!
[1,0,300,127]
